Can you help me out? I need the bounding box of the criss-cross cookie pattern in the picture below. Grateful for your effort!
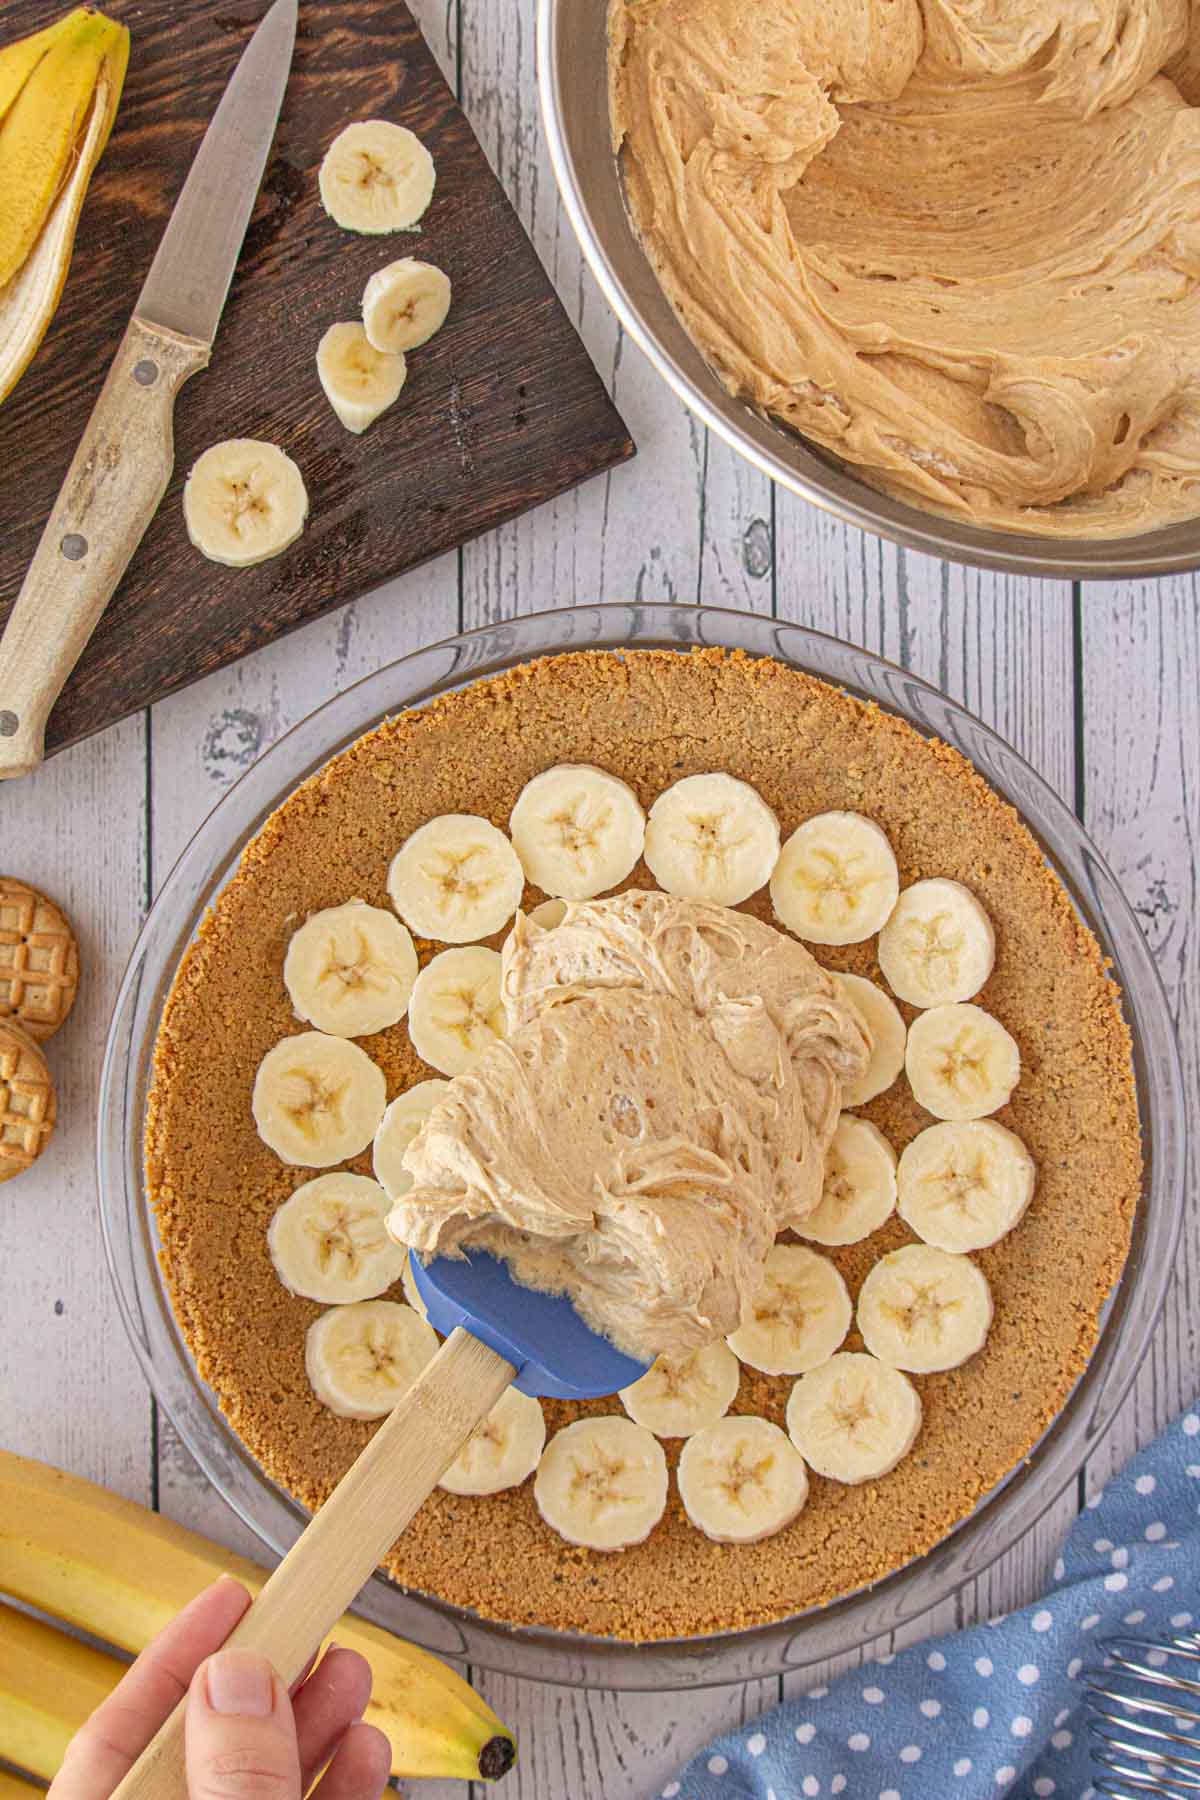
[0,878,79,1040]
[0,1025,56,1178]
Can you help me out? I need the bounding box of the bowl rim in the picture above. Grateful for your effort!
[536,0,1200,581]
[97,601,1188,1690]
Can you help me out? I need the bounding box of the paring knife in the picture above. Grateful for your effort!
[0,0,298,781]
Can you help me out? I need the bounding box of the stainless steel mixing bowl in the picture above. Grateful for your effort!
[537,0,1200,581]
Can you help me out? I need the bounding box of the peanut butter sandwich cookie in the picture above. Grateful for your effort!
[0,877,79,1042]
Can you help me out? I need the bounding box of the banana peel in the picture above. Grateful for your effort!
[0,8,128,403]
[0,1601,117,1784]
[0,1450,518,1783]
[0,12,76,128]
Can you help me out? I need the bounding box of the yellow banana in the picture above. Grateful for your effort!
[0,1600,118,1783]
[0,1451,517,1783]
[0,1772,43,1798]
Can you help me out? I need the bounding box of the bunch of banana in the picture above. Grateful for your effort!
[0,1450,517,1783]
[0,6,129,404]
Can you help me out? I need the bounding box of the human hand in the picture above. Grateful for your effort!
[48,1574,391,1799]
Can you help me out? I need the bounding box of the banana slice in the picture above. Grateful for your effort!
[795,1115,897,1247]
[388,814,524,943]
[877,878,996,1008]
[305,1298,438,1420]
[898,1120,1036,1252]
[770,811,900,946]
[619,1342,741,1438]
[509,764,645,901]
[786,1352,922,1484]
[527,897,568,930]
[407,947,505,1077]
[317,322,406,434]
[284,901,418,1038]
[183,438,307,567]
[401,1253,429,1321]
[362,257,452,353]
[267,1172,406,1303]
[439,1387,546,1496]
[534,1416,668,1551]
[318,120,435,233]
[857,1243,993,1373]
[726,1243,852,1375]
[643,772,780,906]
[252,1031,386,1167]
[905,1002,1020,1120]
[836,973,907,1107]
[677,1415,809,1544]
[373,1078,449,1200]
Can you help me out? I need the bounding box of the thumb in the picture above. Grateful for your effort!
[185,1649,301,1800]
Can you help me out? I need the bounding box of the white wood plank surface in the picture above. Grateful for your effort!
[0,718,151,1506]
[1,0,1197,1795]
[1076,584,1199,1500]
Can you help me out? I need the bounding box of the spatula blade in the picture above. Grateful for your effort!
[409,1250,652,1400]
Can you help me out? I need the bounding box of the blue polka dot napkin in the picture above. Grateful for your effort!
[665,1400,1200,1800]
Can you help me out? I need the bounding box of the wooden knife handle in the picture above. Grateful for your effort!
[109,1328,514,1800]
[0,315,209,780]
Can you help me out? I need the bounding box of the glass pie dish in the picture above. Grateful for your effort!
[98,603,1186,1691]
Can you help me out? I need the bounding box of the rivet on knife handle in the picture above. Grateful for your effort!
[0,316,208,779]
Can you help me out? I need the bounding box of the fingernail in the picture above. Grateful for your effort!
[206,1649,275,1717]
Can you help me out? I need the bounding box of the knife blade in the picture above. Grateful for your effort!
[137,0,297,345]
[0,0,298,780]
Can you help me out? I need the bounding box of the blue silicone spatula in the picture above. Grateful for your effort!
[112,1246,652,1799]
[411,1246,652,1397]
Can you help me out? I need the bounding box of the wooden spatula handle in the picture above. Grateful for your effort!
[109,1329,514,1800]
[0,314,208,781]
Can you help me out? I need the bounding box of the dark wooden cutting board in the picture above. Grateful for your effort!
[0,0,634,757]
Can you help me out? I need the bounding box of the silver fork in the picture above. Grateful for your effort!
[1085,1633,1200,1796]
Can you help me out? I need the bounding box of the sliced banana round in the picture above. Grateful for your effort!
[317,322,406,435]
[677,1415,809,1544]
[857,1243,993,1373]
[509,764,645,901]
[439,1387,546,1496]
[786,1352,922,1484]
[527,897,568,930]
[770,811,899,946]
[795,1115,897,1247]
[905,1002,1020,1120]
[836,973,907,1107]
[643,772,780,906]
[305,1298,438,1420]
[407,947,505,1077]
[619,1342,740,1438]
[878,878,996,1008]
[401,1253,429,1322]
[268,1172,406,1304]
[183,439,307,568]
[362,257,451,353]
[534,1416,668,1551]
[318,120,436,233]
[252,1031,386,1167]
[284,901,418,1038]
[898,1120,1036,1252]
[373,1078,449,1200]
[726,1243,852,1375]
[388,814,525,943]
